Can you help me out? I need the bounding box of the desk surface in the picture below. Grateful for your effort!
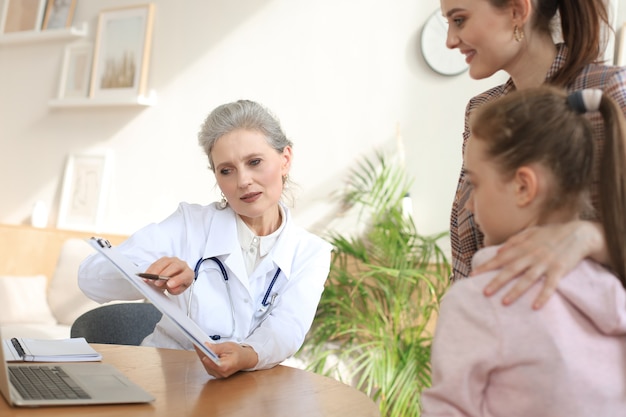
[1,344,380,417]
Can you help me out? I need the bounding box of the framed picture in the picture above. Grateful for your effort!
[617,23,626,66]
[57,42,92,99]
[41,0,76,30]
[57,151,113,232]
[0,0,47,33]
[89,4,155,100]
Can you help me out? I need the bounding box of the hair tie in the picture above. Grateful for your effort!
[567,89,602,113]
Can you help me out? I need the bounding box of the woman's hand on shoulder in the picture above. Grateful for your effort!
[143,256,194,295]
[473,220,606,309]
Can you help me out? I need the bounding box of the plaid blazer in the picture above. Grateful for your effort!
[450,43,626,281]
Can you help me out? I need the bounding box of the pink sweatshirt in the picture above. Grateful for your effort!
[421,246,626,417]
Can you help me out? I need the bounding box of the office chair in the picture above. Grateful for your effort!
[70,303,163,346]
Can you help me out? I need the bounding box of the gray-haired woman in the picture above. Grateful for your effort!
[79,100,332,379]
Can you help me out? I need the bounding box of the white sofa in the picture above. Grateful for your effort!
[0,238,113,339]
[0,224,127,340]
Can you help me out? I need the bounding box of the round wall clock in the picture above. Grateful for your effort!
[420,9,469,76]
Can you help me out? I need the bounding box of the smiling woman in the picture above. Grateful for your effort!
[78,99,332,380]
[442,0,626,310]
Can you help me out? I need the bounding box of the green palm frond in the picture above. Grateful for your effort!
[299,150,449,417]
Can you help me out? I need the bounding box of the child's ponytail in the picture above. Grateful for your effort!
[569,89,626,286]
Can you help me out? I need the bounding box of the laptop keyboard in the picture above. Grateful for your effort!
[8,366,91,400]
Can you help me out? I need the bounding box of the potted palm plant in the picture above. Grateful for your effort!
[298,151,450,417]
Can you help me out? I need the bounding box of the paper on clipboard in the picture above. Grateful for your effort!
[86,237,221,365]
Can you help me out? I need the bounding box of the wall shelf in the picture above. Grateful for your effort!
[0,23,87,45]
[49,91,158,108]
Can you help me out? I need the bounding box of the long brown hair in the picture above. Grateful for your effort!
[488,0,610,86]
[470,86,626,286]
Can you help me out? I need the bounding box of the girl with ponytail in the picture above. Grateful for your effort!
[422,86,626,416]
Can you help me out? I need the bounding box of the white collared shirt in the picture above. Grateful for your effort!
[236,204,286,276]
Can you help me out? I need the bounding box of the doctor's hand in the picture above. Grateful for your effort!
[195,342,259,379]
[473,220,607,309]
[143,256,194,295]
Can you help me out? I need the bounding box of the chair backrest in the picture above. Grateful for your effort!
[70,303,162,346]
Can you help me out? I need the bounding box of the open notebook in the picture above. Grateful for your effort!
[86,237,221,365]
[3,337,102,362]
[0,328,154,407]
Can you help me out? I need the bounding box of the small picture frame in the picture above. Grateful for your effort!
[617,23,626,66]
[57,151,113,232]
[41,0,77,30]
[0,0,47,33]
[89,4,155,100]
[57,42,92,99]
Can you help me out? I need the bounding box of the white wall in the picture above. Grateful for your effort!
[0,1,623,247]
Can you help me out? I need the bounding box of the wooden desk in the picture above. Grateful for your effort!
[1,344,380,417]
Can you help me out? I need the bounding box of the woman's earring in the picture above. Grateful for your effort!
[218,193,228,209]
[514,25,524,42]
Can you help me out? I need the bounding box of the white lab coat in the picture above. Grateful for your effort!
[78,202,332,370]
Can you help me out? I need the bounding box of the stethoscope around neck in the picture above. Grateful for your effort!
[187,256,281,341]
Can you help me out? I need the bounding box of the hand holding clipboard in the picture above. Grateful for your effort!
[86,237,221,366]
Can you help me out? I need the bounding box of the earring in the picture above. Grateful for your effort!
[514,25,525,42]
[218,192,228,209]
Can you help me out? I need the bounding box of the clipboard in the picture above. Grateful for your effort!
[86,237,221,365]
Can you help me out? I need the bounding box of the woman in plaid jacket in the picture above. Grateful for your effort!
[443,0,626,308]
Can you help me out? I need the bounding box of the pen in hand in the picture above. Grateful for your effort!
[136,273,170,281]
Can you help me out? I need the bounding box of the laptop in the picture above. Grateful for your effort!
[0,329,154,407]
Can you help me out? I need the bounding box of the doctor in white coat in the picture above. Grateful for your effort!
[78,100,332,379]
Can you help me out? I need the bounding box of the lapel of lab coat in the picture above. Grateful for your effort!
[201,207,251,292]
[200,204,297,294]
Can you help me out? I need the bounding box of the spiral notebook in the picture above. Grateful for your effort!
[3,337,102,362]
